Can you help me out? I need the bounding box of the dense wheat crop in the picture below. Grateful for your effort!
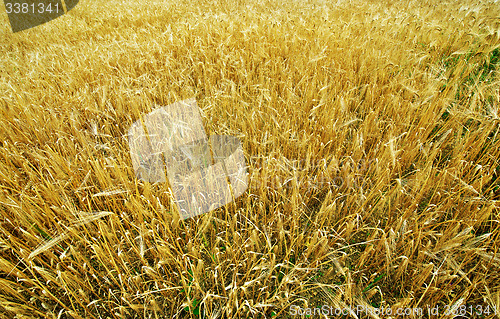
[1,0,500,317]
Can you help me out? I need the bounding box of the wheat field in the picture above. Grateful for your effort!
[0,0,500,317]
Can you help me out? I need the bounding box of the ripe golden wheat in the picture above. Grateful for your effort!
[0,0,499,317]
